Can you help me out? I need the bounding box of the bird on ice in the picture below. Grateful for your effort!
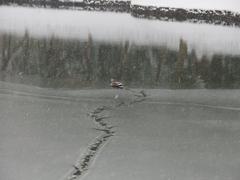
[110,78,124,89]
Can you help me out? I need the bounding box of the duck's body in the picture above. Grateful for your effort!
[110,79,124,89]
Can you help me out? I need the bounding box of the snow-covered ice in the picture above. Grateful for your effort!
[83,90,240,180]
[0,82,113,180]
[1,81,240,180]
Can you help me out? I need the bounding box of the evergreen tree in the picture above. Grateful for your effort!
[209,54,223,88]
[174,38,188,88]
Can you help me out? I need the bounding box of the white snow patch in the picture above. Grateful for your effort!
[0,6,240,56]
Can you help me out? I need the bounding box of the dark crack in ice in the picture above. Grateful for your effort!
[64,89,147,180]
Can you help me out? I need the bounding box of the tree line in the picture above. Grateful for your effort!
[0,32,240,89]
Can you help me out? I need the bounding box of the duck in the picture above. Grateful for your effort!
[110,78,124,89]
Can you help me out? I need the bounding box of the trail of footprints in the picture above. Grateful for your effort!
[66,90,146,180]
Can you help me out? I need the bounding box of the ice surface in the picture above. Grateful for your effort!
[0,82,113,180]
[0,6,240,56]
[83,93,240,180]
[1,81,240,180]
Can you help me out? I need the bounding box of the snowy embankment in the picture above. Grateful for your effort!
[1,6,240,57]
[1,81,240,180]
[1,0,240,27]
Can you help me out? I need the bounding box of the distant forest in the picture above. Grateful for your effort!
[0,32,240,89]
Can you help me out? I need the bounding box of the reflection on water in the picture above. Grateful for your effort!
[1,32,240,89]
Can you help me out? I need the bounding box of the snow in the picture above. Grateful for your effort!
[1,81,240,180]
[0,82,113,180]
[131,0,240,13]
[83,90,240,180]
[0,6,240,56]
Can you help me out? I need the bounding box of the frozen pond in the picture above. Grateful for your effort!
[85,98,240,180]
[0,82,107,180]
[1,5,240,180]
[0,81,120,180]
[1,82,240,180]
